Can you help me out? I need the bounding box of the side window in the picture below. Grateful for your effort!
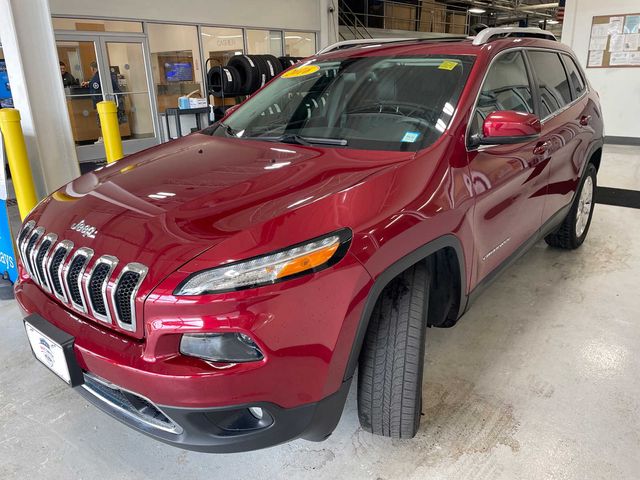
[469,51,534,140]
[528,51,572,118]
[562,54,587,98]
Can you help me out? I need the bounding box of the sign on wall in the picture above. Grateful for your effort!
[0,131,18,283]
[587,13,640,68]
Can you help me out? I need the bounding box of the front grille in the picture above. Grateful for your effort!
[67,255,87,307]
[114,271,140,324]
[18,223,147,334]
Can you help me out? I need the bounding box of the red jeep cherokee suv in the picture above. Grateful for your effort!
[15,27,603,452]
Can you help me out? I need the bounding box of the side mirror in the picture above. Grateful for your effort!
[476,110,541,146]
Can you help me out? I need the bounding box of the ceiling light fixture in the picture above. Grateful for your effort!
[469,7,486,14]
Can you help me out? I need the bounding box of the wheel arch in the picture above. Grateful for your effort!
[342,234,467,382]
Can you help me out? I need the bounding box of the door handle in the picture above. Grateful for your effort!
[533,141,551,155]
[580,115,592,126]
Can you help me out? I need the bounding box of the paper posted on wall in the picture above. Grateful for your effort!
[588,50,604,67]
[608,16,624,35]
[589,36,607,51]
[591,23,609,38]
[624,15,640,34]
[629,52,640,65]
[609,52,631,66]
[624,33,640,51]
[609,34,625,52]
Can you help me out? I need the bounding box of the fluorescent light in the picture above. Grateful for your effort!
[546,19,559,24]
[469,7,486,14]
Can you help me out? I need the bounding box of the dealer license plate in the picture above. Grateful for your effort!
[25,321,72,384]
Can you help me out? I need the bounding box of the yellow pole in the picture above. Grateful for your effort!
[0,109,38,220]
[97,101,123,163]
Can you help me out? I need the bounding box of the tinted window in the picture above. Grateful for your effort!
[562,54,586,98]
[212,55,475,151]
[528,51,572,118]
[469,51,533,140]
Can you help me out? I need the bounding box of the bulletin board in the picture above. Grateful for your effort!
[587,13,640,68]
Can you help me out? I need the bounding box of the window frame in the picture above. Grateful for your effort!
[466,48,539,149]
[525,50,574,119]
[466,47,590,151]
[559,53,587,102]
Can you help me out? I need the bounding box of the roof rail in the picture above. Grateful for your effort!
[317,38,418,55]
[317,35,470,54]
[472,27,556,45]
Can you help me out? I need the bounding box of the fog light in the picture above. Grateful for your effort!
[249,407,264,419]
[180,333,264,363]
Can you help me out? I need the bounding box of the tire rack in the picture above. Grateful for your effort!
[205,58,247,125]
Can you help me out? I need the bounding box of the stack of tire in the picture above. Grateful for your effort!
[207,55,305,97]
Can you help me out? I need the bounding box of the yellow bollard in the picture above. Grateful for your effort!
[0,109,38,220]
[97,101,124,163]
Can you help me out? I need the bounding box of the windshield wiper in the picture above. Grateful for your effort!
[219,121,240,137]
[252,134,348,146]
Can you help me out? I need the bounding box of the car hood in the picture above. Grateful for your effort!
[29,133,413,287]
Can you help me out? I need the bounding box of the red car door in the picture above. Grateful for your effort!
[526,51,594,224]
[466,50,548,287]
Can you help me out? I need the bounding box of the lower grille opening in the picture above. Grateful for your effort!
[82,373,182,434]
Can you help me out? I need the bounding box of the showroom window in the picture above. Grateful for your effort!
[469,51,534,139]
[201,27,244,69]
[146,23,203,112]
[246,29,283,56]
[284,31,316,57]
[561,54,587,99]
[528,51,572,118]
[52,17,143,33]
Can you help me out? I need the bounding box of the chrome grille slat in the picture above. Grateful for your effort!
[111,263,148,332]
[64,247,94,313]
[46,240,74,302]
[86,255,118,323]
[33,233,58,293]
[24,227,44,280]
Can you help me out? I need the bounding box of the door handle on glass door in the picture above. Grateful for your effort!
[533,141,550,155]
[580,115,592,126]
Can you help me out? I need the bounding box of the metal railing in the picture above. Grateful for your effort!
[338,0,373,40]
[339,0,471,36]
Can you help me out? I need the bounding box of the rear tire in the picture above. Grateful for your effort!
[545,163,597,250]
[357,263,430,439]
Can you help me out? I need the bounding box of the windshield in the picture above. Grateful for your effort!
[210,54,475,151]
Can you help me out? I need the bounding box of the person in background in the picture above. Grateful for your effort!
[81,61,127,143]
[59,61,77,87]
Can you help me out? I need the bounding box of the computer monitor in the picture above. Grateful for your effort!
[165,62,193,82]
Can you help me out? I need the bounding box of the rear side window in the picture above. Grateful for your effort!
[528,51,572,118]
[469,51,534,140]
[562,54,587,98]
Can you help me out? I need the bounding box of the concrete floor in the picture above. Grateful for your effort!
[1,145,639,479]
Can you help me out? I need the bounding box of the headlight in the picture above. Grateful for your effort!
[174,229,351,295]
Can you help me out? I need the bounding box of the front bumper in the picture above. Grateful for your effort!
[78,371,352,453]
[15,252,371,451]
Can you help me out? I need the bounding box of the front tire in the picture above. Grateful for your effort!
[357,263,430,439]
[545,163,597,250]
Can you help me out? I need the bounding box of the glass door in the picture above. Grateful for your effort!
[55,32,160,163]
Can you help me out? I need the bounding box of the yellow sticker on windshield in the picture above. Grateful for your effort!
[282,64,320,78]
[438,60,459,71]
